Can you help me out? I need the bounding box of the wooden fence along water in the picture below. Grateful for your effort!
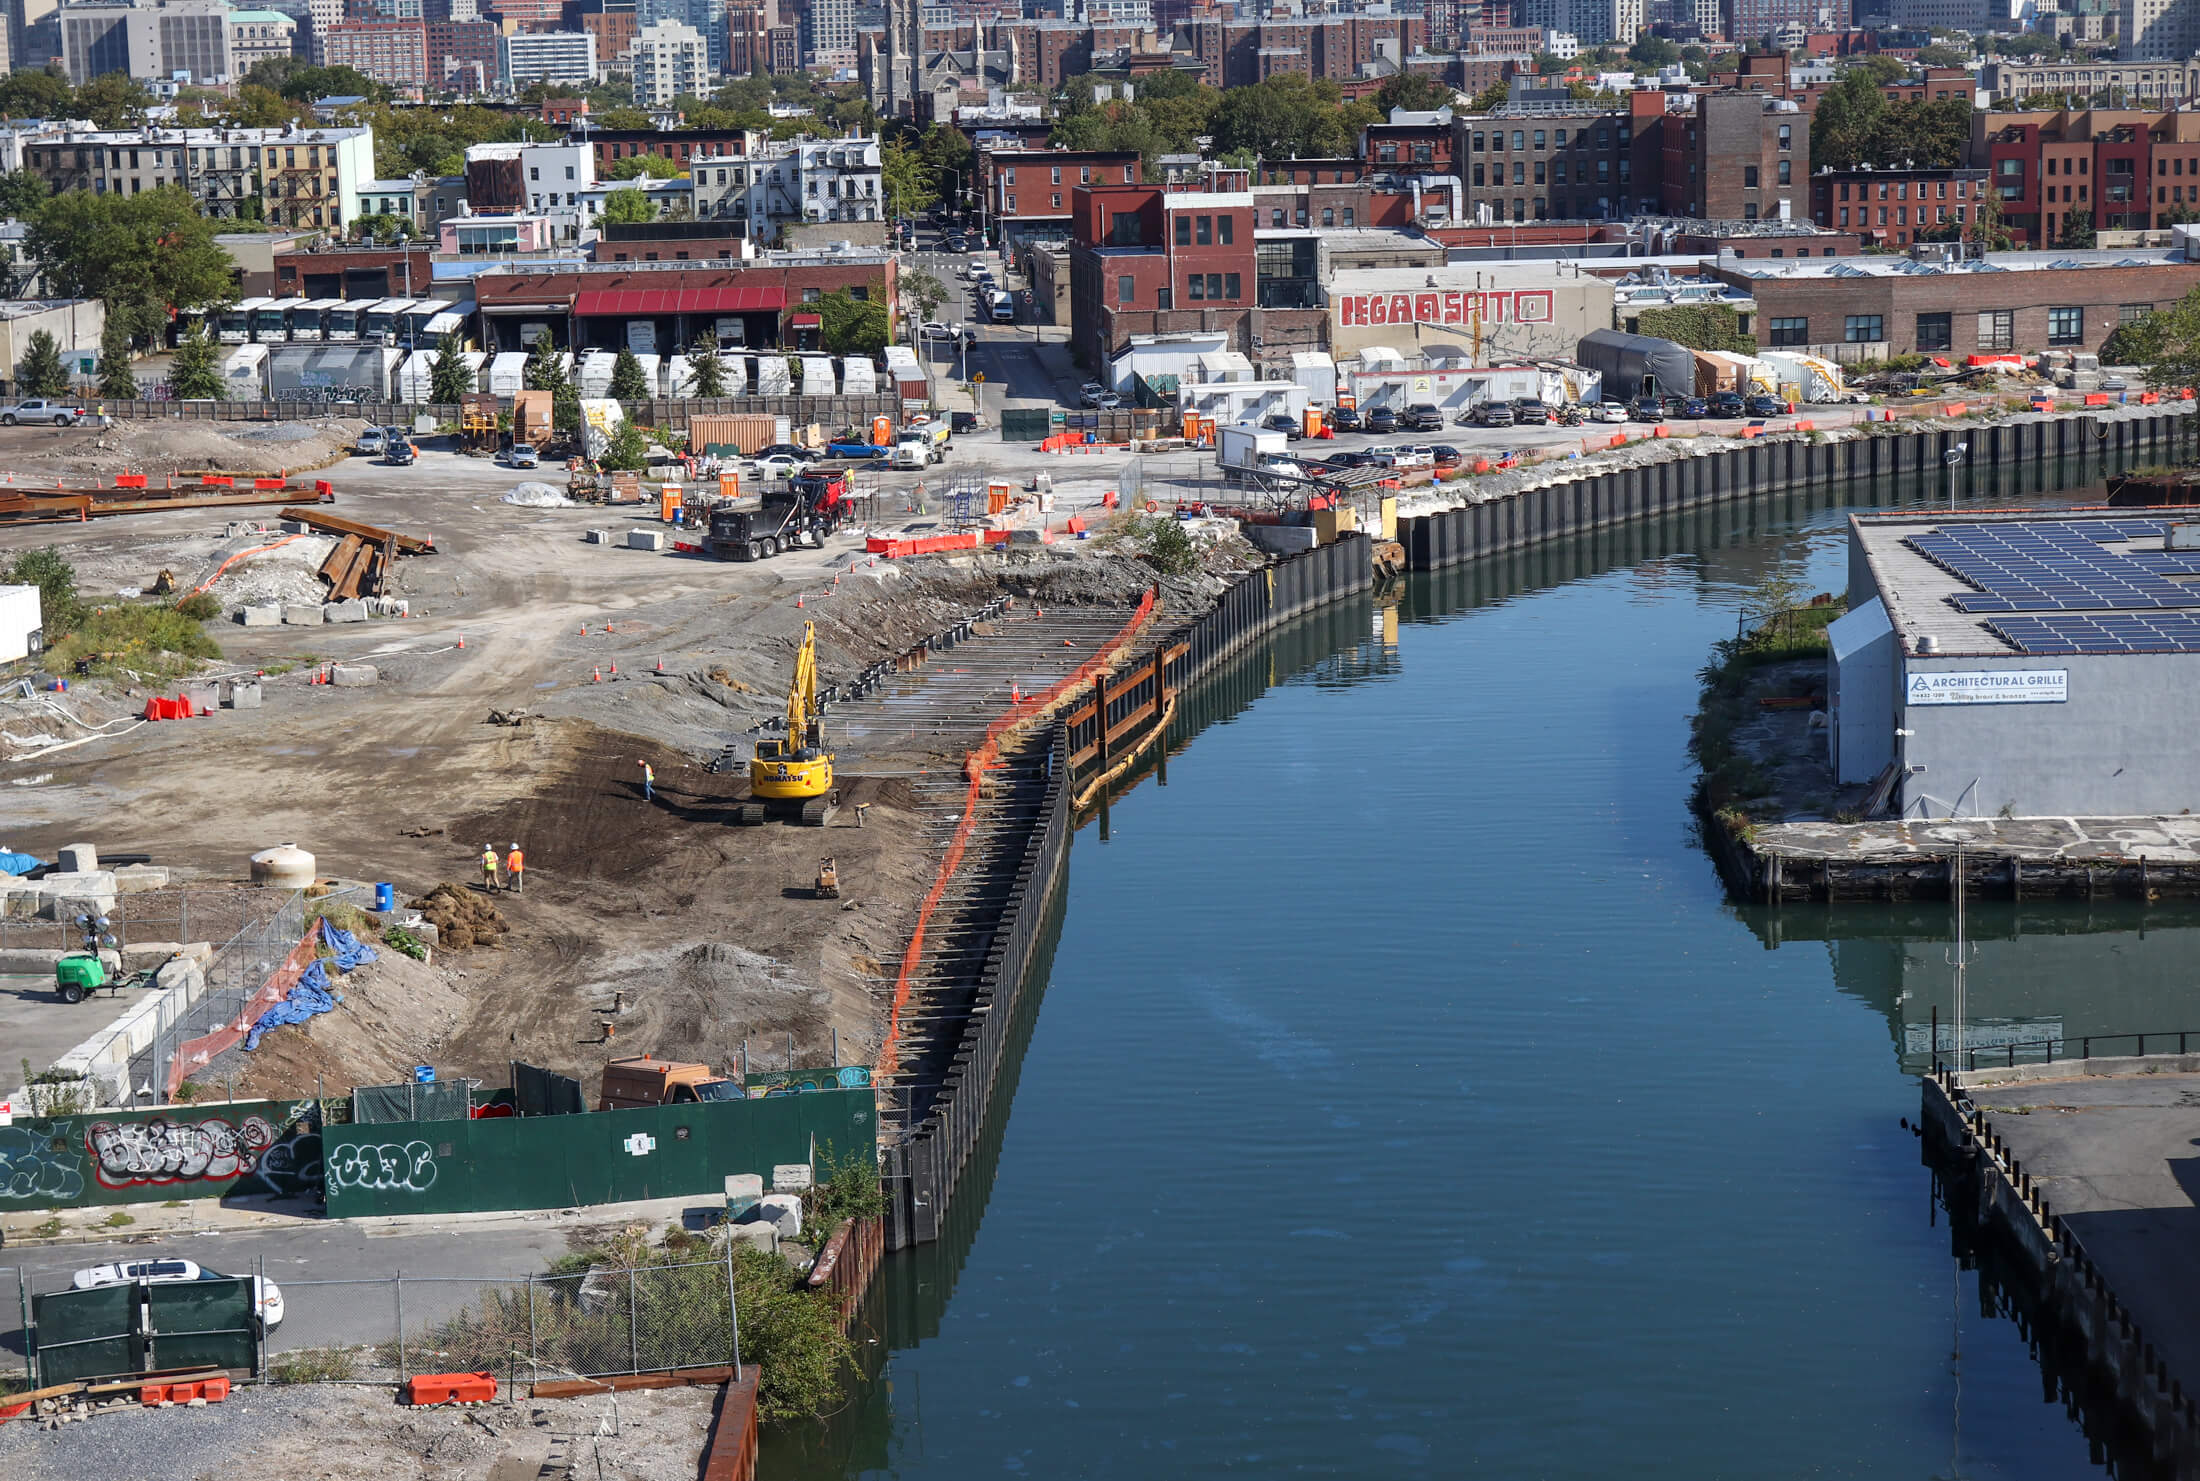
[1399,410,2194,570]
[876,534,1376,1249]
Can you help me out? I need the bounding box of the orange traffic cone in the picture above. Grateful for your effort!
[592,666,602,682]
[608,663,617,675]
[654,656,664,674]
[579,623,587,635]
[457,633,465,648]
[795,595,804,608]
[1010,683,1020,702]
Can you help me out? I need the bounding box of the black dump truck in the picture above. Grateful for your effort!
[704,468,855,561]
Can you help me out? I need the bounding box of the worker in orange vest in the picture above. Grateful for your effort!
[505,843,525,894]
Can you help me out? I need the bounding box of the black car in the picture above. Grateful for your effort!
[753,442,820,463]
[943,235,968,252]
[1322,451,1376,469]
[1659,394,1692,418]
[1708,391,1746,418]
[950,411,981,433]
[1264,413,1304,439]
[1745,393,1788,417]
[1327,405,1362,432]
[1679,396,1709,418]
[1428,444,1461,466]
[1473,401,1516,427]
[1630,395,1665,422]
[1365,406,1400,433]
[1510,398,1550,425]
[1404,403,1444,432]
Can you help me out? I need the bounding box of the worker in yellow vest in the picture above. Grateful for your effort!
[479,843,501,893]
[638,759,654,802]
[505,843,525,894]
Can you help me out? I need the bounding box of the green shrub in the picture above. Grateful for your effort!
[47,599,221,680]
[383,924,427,960]
[268,1347,360,1384]
[4,546,86,638]
[806,1144,884,1230]
[174,590,221,621]
[1120,512,1199,576]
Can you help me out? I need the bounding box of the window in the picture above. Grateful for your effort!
[1224,273,1240,299]
[1744,165,1759,188]
[1533,130,1545,148]
[1769,316,1808,345]
[1006,196,1016,213]
[1050,166,1060,183]
[1534,161,1546,185]
[1778,124,1791,150]
[1556,129,1568,146]
[1051,193,1060,209]
[1341,208,1354,226]
[2048,306,2084,345]
[1196,215,1212,245]
[1778,160,1791,185]
[1175,216,1190,246]
[1512,130,1524,150]
[530,166,539,180]
[1080,166,1090,183]
[1916,312,1952,351]
[1118,275,1134,304]
[1977,310,2014,351]
[1004,168,1016,183]
[1555,162,1567,184]
[1271,208,1286,227]
[1219,216,1232,244]
[1512,162,1524,185]
[1844,314,1884,343]
[1206,272,1221,298]
[2121,302,2154,323]
[1123,166,1133,182]
[1377,144,1396,163]
[1474,163,1485,187]
[1110,210,1143,246]
[565,165,574,179]
[1321,207,1334,226]
[802,287,821,302]
[1839,207,1849,226]
[1473,130,1485,150]
[1187,274,1204,300]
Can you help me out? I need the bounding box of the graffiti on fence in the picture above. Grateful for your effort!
[87,1113,279,1190]
[327,1140,437,1194]
[0,1123,86,1201]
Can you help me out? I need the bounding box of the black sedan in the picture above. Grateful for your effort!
[1708,392,1746,418]
[1745,393,1789,417]
[1629,395,1665,423]
[1263,413,1304,439]
[1365,406,1400,433]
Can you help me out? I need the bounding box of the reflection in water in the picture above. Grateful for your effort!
[764,461,2175,1481]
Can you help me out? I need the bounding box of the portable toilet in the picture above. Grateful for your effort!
[871,414,893,445]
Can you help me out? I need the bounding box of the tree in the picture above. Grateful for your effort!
[686,332,726,397]
[815,290,887,358]
[2057,210,2097,249]
[1916,42,1971,66]
[428,333,474,403]
[609,346,650,400]
[601,186,656,225]
[28,187,235,345]
[350,211,410,240]
[3,547,86,639]
[523,337,569,394]
[96,317,136,399]
[0,167,44,219]
[601,419,649,470]
[167,323,222,400]
[882,135,935,218]
[594,106,654,130]
[74,72,155,129]
[1628,35,1681,68]
[15,328,66,397]
[1467,79,1510,113]
[605,152,681,180]
[2104,285,2200,388]
[0,68,73,119]
[1208,75,1364,164]
[1371,73,1457,115]
[243,59,385,104]
[901,269,946,327]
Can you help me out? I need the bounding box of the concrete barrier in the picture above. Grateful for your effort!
[329,663,378,687]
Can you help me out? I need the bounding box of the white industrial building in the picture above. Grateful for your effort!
[1324,261,1615,364]
[1831,509,2200,819]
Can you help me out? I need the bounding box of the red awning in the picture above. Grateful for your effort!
[572,286,785,316]
[788,313,821,328]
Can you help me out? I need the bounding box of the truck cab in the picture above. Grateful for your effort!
[890,440,936,469]
[596,1055,741,1111]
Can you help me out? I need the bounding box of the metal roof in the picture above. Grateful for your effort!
[572,286,786,315]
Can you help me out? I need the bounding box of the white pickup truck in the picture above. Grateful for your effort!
[0,400,87,426]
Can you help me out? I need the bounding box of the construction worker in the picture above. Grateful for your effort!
[505,842,525,894]
[638,759,654,802]
[479,843,500,893]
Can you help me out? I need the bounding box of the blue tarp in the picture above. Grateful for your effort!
[244,926,377,1051]
[0,851,41,877]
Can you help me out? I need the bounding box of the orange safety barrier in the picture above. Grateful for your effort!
[1473,459,1490,473]
[114,474,147,489]
[406,1372,498,1406]
[2142,392,2161,405]
[1942,402,1967,416]
[864,532,983,558]
[1653,426,1670,438]
[166,920,320,1096]
[2183,389,2195,400]
[201,475,234,488]
[1065,514,1086,534]
[1609,434,1627,448]
[984,529,1012,545]
[1794,420,1816,432]
[1738,426,1760,439]
[143,1377,230,1406]
[314,480,332,497]
[2084,393,2112,407]
[877,590,1158,1082]
[253,477,286,490]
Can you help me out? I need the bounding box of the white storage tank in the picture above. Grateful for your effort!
[249,843,316,888]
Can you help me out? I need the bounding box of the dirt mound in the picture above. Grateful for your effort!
[407,882,509,950]
[225,946,472,1100]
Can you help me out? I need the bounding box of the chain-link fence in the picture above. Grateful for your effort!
[264,1259,743,1387]
[0,1267,29,1391]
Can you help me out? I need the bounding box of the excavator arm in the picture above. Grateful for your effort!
[785,621,819,745]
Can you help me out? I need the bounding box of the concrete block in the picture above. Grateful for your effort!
[626,528,667,551]
[152,956,204,996]
[1243,524,1318,555]
[0,946,63,974]
[225,680,263,710]
[56,843,97,874]
[0,886,40,918]
[751,1192,802,1240]
[723,1220,779,1253]
[238,604,281,628]
[1009,527,1046,544]
[724,1173,763,1221]
[110,864,170,893]
[584,529,613,545]
[323,599,368,624]
[42,886,119,922]
[410,920,439,947]
[329,663,378,688]
[282,605,322,627]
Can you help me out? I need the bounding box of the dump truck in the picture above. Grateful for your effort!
[596,1055,742,1111]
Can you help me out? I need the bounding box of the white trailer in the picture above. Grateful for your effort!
[221,342,269,397]
[1217,424,1287,473]
[799,356,836,396]
[487,351,531,397]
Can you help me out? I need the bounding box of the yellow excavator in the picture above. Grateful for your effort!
[738,621,837,826]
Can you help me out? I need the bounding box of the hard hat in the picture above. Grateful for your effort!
[509,842,519,850]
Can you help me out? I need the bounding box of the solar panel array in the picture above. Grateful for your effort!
[1985,612,2200,654]
[1903,520,2200,615]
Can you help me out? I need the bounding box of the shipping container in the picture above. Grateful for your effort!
[686,413,779,456]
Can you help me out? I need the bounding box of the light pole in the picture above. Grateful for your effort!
[1942,442,1967,508]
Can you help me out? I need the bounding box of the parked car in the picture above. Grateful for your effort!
[72,1258,285,1332]
[501,440,539,469]
[1091,391,1122,410]
[1078,381,1106,406]
[2101,375,2130,392]
[1660,394,1692,418]
[752,443,820,464]
[1708,391,1747,419]
[825,440,888,460]
[1404,403,1444,432]
[1428,444,1462,466]
[1510,398,1550,425]
[1745,393,1788,418]
[950,411,982,433]
[964,262,992,280]
[1630,395,1665,422]
[1472,401,1515,428]
[751,453,806,479]
[1327,405,1362,432]
[1591,401,1630,423]
[1407,445,1443,466]
[0,399,84,427]
[1263,413,1303,439]
[919,320,954,340]
[1321,450,1375,469]
[352,427,387,456]
[942,234,968,252]
[1679,395,1709,418]
[1365,406,1400,433]
[384,437,416,465]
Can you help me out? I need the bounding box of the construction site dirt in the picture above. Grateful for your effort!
[4,445,1251,1102]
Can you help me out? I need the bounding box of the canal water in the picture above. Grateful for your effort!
[767,470,2199,1479]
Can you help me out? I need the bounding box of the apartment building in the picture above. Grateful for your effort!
[464,139,596,241]
[1453,102,1634,222]
[24,124,372,227]
[629,18,709,105]
[225,8,294,70]
[1976,108,2200,241]
[1810,166,1989,249]
[258,125,376,229]
[1982,58,2200,102]
[499,29,596,87]
[691,134,884,240]
[59,0,231,84]
[1656,91,1808,223]
[1171,12,1426,90]
[985,148,1142,248]
[321,19,429,90]
[1067,178,1259,368]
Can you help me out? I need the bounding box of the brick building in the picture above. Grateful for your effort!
[1172,13,1426,89]
[1453,102,1635,222]
[1810,166,1990,249]
[984,148,1142,247]
[322,20,429,91]
[586,128,757,174]
[1364,108,1457,172]
[467,254,896,351]
[272,241,438,299]
[427,20,499,90]
[1656,91,1808,223]
[1067,178,1260,370]
[1977,109,2200,243]
[1719,251,2200,358]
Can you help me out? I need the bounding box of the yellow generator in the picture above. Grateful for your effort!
[738,621,837,826]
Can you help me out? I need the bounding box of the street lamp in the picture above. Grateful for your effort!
[1942,441,1968,508]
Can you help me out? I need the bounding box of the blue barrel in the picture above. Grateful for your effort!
[375,881,394,911]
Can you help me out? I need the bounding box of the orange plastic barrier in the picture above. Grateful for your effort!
[1065,515,1086,534]
[1794,420,1816,432]
[1653,426,1670,438]
[1609,435,1627,448]
[143,1377,230,1406]
[2084,393,2112,407]
[406,1372,497,1406]
[114,473,147,489]
[253,477,286,490]
[201,475,234,488]
[1942,402,1968,416]
[2142,392,2161,405]
[864,532,983,558]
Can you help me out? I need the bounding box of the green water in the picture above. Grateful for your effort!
[768,477,2194,1479]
